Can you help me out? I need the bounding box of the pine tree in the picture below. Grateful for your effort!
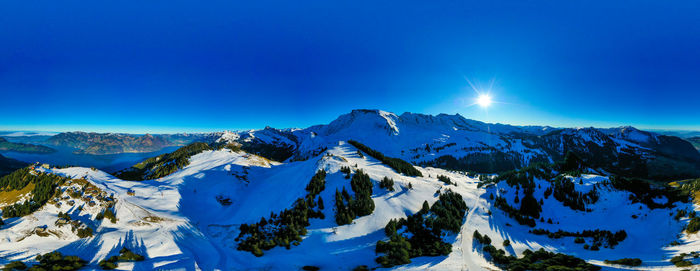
[561,151,584,172]
[520,193,542,218]
[380,176,395,191]
[421,201,430,213]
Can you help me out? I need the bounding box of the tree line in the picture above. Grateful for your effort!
[1,168,67,218]
[98,247,146,270]
[474,231,601,271]
[4,251,87,271]
[347,140,422,177]
[551,175,599,212]
[115,142,212,180]
[375,190,468,267]
[530,228,627,250]
[235,170,327,256]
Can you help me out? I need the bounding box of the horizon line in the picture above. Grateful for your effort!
[1,124,699,135]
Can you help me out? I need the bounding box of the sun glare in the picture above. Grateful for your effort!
[477,94,492,108]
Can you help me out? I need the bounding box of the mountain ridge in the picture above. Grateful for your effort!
[215,109,700,180]
[6,109,697,179]
[1,141,697,270]
[44,132,221,155]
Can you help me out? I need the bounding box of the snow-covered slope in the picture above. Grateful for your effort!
[216,109,700,180]
[1,142,699,270]
[480,173,700,270]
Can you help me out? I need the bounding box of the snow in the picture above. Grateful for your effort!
[214,130,240,143]
[653,196,669,205]
[612,126,659,144]
[0,142,697,270]
[211,109,554,165]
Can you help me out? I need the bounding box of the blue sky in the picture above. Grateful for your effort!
[1,1,699,133]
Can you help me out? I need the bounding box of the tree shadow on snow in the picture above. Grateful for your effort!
[479,191,687,269]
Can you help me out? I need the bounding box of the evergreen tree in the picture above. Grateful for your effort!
[236,170,328,256]
[375,234,412,267]
[561,151,584,172]
[379,176,395,191]
[421,201,430,213]
[115,142,212,180]
[1,168,66,218]
[437,175,453,185]
[347,140,422,177]
[519,193,542,218]
[375,190,467,267]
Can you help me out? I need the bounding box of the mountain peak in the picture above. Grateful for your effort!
[321,109,399,136]
[609,125,658,144]
[397,112,472,129]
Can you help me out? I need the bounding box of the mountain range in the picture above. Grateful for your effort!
[0,130,698,270]
[0,110,700,270]
[3,132,219,155]
[45,132,173,155]
[214,109,700,181]
[2,110,698,181]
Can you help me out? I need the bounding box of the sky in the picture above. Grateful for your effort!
[1,0,699,133]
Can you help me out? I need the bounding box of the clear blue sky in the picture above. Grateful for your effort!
[1,0,699,133]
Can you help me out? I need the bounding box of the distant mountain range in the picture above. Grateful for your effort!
[0,136,695,270]
[47,132,170,155]
[43,132,219,155]
[1,110,700,270]
[651,129,700,139]
[214,109,700,181]
[1,110,698,179]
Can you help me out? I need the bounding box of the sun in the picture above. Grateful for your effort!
[476,94,492,108]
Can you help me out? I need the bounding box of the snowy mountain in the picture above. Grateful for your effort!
[218,109,700,180]
[1,141,699,270]
[1,110,700,270]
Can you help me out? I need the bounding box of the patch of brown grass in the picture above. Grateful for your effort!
[693,191,700,205]
[0,183,35,207]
